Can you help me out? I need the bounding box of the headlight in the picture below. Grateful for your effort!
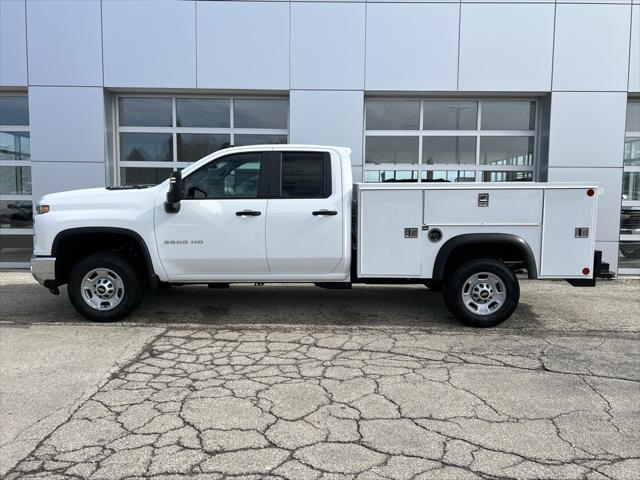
[36,204,50,214]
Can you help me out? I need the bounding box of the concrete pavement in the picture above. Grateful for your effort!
[0,272,638,479]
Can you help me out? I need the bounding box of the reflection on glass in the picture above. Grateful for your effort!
[622,172,640,201]
[365,136,419,164]
[620,207,640,235]
[626,101,640,131]
[0,96,29,126]
[422,170,476,182]
[0,131,30,160]
[623,137,640,166]
[234,99,288,129]
[183,154,262,199]
[423,137,476,165]
[619,241,640,269]
[482,171,533,182]
[481,101,535,130]
[364,171,418,183]
[282,153,324,198]
[0,166,31,195]
[120,167,173,186]
[480,137,534,166]
[119,133,172,162]
[176,98,230,128]
[118,98,172,127]
[177,134,230,162]
[423,101,477,130]
[234,134,287,147]
[366,100,420,130]
[0,200,33,229]
[0,234,32,262]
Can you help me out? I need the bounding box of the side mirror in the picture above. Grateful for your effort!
[165,171,183,213]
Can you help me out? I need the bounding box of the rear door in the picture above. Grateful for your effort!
[265,150,344,274]
[540,187,597,277]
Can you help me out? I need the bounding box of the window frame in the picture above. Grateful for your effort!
[113,94,289,185]
[0,91,32,269]
[620,99,640,274]
[181,152,271,200]
[269,151,332,200]
[362,97,538,182]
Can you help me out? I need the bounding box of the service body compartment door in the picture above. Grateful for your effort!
[541,188,597,277]
[358,189,422,277]
[423,188,542,225]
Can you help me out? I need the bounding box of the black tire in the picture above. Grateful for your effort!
[68,253,142,322]
[443,258,519,328]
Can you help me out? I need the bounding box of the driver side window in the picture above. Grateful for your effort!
[183,153,263,199]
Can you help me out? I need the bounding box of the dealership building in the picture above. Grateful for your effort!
[0,0,638,273]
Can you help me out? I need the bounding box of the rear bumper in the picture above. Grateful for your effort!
[31,256,56,288]
[566,250,615,287]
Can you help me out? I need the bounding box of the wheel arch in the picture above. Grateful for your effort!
[51,227,158,287]
[432,233,538,281]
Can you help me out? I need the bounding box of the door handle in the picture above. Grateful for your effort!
[312,210,338,216]
[236,210,261,216]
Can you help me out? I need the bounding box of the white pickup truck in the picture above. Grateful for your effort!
[31,145,611,327]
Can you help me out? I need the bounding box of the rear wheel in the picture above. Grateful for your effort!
[68,253,142,322]
[444,258,519,328]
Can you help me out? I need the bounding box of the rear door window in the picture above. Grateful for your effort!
[279,152,331,198]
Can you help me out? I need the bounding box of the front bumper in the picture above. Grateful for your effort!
[31,256,56,288]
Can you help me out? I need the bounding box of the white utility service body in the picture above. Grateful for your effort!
[31,145,608,327]
[356,182,598,280]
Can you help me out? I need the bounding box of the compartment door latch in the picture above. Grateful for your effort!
[575,227,590,238]
[404,228,418,238]
[478,193,489,207]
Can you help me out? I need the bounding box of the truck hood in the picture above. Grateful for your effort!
[39,186,163,211]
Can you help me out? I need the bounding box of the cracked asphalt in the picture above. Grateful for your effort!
[1,272,639,480]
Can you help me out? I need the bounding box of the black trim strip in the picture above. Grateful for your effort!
[51,227,158,287]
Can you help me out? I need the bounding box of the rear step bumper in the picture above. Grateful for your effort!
[566,250,615,287]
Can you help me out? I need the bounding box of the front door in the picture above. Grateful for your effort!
[155,151,270,279]
[265,150,344,274]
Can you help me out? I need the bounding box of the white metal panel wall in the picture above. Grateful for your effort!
[548,92,628,168]
[358,189,422,277]
[0,0,27,87]
[102,0,196,88]
[365,3,459,90]
[26,0,102,87]
[197,1,289,90]
[423,189,543,226]
[291,2,365,90]
[31,162,106,203]
[552,3,632,91]
[28,87,106,164]
[541,189,597,277]
[630,5,640,92]
[289,90,364,166]
[458,3,555,91]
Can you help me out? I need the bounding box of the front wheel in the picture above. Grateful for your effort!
[68,253,142,322]
[444,258,519,328]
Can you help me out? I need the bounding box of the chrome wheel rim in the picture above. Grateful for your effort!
[81,268,125,311]
[461,272,506,316]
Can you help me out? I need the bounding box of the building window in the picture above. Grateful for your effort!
[116,96,288,185]
[364,99,537,183]
[619,99,640,273]
[0,94,32,268]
